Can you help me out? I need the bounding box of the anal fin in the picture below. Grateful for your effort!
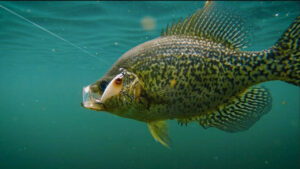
[147,120,171,148]
[199,86,272,132]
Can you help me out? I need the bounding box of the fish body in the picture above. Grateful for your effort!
[82,2,300,147]
[110,36,271,121]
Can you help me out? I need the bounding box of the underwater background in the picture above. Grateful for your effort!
[0,1,299,169]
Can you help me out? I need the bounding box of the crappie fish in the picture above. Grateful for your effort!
[82,2,300,147]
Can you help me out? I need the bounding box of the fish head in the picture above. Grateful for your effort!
[81,68,146,119]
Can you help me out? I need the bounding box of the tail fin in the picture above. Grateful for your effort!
[272,16,300,86]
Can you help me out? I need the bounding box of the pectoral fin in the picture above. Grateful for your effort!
[147,121,171,148]
[198,86,272,132]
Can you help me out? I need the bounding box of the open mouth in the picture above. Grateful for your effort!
[81,85,105,111]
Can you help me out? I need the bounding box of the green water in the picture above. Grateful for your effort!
[0,1,299,169]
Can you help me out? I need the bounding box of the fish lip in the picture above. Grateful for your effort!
[81,101,106,111]
[94,101,106,109]
[82,85,105,111]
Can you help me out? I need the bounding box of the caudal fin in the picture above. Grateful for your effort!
[272,16,300,86]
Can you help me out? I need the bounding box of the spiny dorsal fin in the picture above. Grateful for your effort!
[161,1,250,49]
[147,120,171,148]
[198,86,272,132]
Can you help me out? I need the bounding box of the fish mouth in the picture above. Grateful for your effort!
[81,85,105,111]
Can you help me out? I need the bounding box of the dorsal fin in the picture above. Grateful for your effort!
[161,1,250,49]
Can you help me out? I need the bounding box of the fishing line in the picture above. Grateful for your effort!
[0,4,110,65]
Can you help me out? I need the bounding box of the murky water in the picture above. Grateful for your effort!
[0,1,299,169]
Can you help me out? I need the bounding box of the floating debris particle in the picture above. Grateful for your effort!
[114,42,119,46]
[273,139,281,146]
[213,156,219,160]
[141,16,156,31]
[282,101,286,105]
[52,48,56,52]
[290,120,299,128]
[12,116,18,122]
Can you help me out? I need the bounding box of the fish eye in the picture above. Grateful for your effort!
[115,78,122,85]
[99,80,108,92]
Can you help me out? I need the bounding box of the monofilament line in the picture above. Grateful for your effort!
[0,4,110,65]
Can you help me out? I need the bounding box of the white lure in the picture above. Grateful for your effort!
[100,73,124,103]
